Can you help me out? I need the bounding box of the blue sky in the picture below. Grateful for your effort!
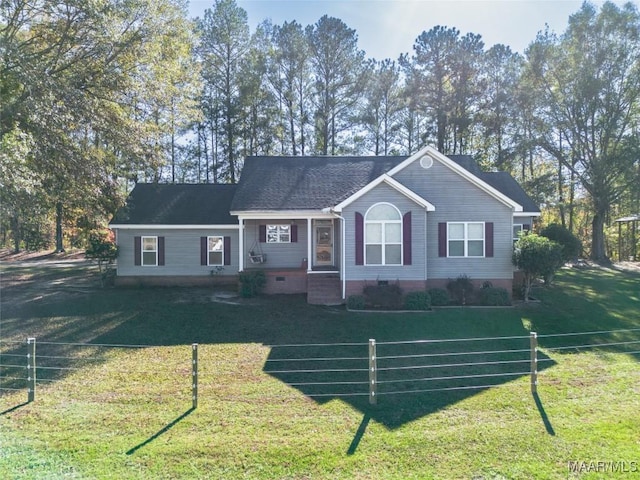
[186,0,617,60]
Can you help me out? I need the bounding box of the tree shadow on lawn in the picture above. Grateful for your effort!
[3,285,561,430]
[262,324,555,431]
[3,265,639,434]
[526,267,640,354]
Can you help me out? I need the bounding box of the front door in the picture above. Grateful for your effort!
[315,221,333,266]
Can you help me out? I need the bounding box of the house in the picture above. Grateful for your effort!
[109,146,540,304]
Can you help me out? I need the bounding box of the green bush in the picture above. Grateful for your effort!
[447,275,474,305]
[403,291,431,310]
[85,230,119,286]
[85,230,119,272]
[238,270,266,298]
[540,223,582,263]
[347,295,366,310]
[428,288,450,306]
[363,282,403,309]
[479,286,511,306]
[513,233,563,301]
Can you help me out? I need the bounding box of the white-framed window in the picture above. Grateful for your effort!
[365,203,402,265]
[208,236,224,265]
[267,224,290,243]
[513,224,524,243]
[448,222,484,257]
[142,236,158,266]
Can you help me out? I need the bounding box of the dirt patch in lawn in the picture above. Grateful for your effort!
[0,256,102,312]
[614,261,640,273]
[0,248,86,262]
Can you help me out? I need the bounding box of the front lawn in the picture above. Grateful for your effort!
[1,263,638,479]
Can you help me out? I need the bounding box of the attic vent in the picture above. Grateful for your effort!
[419,155,433,169]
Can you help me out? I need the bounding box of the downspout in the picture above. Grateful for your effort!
[307,217,312,272]
[328,210,346,301]
[425,209,428,285]
[238,217,244,272]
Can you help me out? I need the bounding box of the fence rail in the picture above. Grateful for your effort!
[2,328,639,406]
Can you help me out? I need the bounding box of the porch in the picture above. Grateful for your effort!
[240,218,341,271]
[238,216,343,304]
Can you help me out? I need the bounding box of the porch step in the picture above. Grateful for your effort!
[307,274,342,305]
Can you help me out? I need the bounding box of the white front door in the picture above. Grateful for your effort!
[315,221,333,266]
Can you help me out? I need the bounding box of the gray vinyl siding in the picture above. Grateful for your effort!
[343,183,427,281]
[394,159,515,280]
[116,228,239,276]
[243,219,309,269]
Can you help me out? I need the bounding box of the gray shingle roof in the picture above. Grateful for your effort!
[113,155,539,225]
[111,183,238,225]
[230,156,408,211]
[232,154,539,213]
[448,155,484,176]
[448,155,540,213]
[477,172,541,213]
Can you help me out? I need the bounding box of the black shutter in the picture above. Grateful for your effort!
[224,236,231,265]
[485,222,494,258]
[157,237,165,266]
[134,236,141,266]
[355,212,364,265]
[438,223,447,257]
[403,212,412,265]
[200,237,208,266]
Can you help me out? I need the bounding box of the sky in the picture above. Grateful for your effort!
[186,0,622,60]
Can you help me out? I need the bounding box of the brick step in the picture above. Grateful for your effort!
[307,275,342,305]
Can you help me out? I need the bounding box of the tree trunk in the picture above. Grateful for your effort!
[330,115,336,155]
[11,215,20,253]
[436,111,446,153]
[591,211,607,262]
[523,274,532,303]
[558,134,565,228]
[298,84,306,156]
[568,168,576,233]
[210,113,218,184]
[55,202,65,253]
[202,124,209,183]
[228,121,235,183]
[289,104,297,156]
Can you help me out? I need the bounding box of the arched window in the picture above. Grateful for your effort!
[365,203,402,265]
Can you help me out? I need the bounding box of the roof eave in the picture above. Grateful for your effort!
[232,210,335,219]
[515,211,542,217]
[109,224,240,229]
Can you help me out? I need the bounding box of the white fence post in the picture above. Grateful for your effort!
[369,339,377,405]
[192,343,198,409]
[530,332,538,395]
[27,337,36,403]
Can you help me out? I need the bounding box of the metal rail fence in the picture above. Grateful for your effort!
[2,328,639,407]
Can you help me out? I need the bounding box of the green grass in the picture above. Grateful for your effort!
[1,264,639,479]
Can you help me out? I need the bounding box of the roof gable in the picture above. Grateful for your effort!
[333,175,435,212]
[110,183,238,226]
[386,146,524,211]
